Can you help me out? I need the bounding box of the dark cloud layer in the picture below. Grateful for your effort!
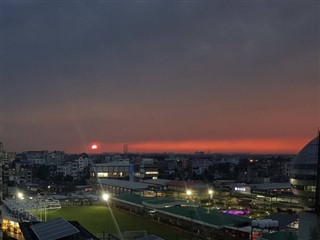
[1,1,319,152]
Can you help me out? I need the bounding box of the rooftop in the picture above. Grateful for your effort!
[258,230,298,240]
[167,180,211,189]
[249,183,291,190]
[113,195,249,229]
[94,161,129,167]
[159,206,250,228]
[19,218,99,240]
[142,179,171,186]
[98,179,149,190]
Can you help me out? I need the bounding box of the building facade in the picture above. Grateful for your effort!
[290,136,319,207]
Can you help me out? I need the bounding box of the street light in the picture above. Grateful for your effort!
[208,189,213,195]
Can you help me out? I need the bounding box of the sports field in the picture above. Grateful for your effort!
[46,205,190,239]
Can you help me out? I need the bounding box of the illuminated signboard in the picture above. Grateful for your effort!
[234,187,246,192]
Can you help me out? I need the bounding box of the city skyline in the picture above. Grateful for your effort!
[0,1,319,154]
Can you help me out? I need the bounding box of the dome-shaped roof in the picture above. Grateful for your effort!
[293,136,319,166]
[290,135,319,201]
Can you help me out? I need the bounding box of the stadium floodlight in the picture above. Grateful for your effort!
[102,193,110,201]
[17,192,24,200]
[3,193,61,222]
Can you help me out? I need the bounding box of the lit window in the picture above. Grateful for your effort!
[146,171,158,175]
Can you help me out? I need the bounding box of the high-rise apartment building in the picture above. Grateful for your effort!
[0,142,4,239]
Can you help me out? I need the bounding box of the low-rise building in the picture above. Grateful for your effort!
[91,161,130,179]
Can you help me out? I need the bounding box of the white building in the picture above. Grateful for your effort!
[47,151,65,166]
[57,161,81,180]
[91,161,130,179]
[75,156,90,172]
[139,158,159,180]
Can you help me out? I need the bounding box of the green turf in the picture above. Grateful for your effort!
[159,206,250,227]
[46,206,190,240]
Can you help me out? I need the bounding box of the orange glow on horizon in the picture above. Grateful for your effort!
[125,138,307,153]
[69,137,311,154]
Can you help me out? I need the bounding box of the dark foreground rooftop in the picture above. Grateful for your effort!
[19,217,99,240]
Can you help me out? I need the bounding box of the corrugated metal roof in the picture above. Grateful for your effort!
[142,179,171,186]
[249,183,291,190]
[159,206,250,228]
[167,180,210,188]
[258,231,298,240]
[31,217,79,240]
[136,234,164,240]
[98,179,149,190]
[113,195,249,228]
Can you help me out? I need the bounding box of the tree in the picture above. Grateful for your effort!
[52,173,64,183]
[64,175,73,182]
[33,164,50,180]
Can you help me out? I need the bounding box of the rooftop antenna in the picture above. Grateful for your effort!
[123,144,128,156]
[315,128,320,215]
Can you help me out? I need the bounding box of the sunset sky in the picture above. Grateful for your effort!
[0,1,319,154]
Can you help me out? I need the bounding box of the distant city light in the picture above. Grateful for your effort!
[235,187,246,192]
[222,209,250,215]
[146,171,158,175]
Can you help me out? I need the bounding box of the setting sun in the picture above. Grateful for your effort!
[91,144,98,150]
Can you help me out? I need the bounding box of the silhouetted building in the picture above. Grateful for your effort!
[18,217,99,240]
